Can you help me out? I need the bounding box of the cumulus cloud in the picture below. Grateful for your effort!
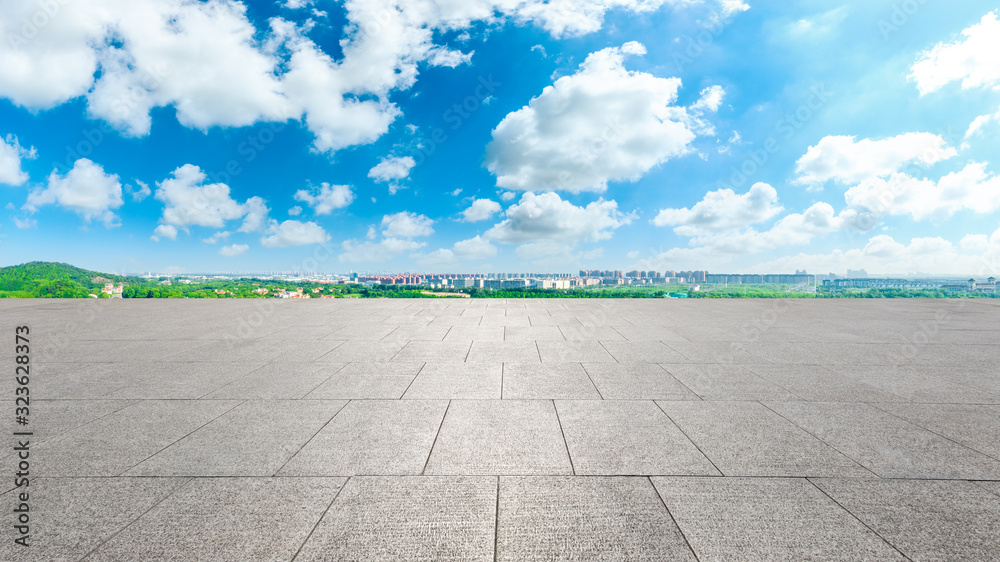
[340,237,425,263]
[382,211,434,238]
[294,183,354,215]
[368,156,415,182]
[155,165,247,228]
[752,234,992,275]
[260,219,331,247]
[125,180,151,202]
[453,235,498,259]
[24,159,123,226]
[652,183,783,235]
[843,163,1000,222]
[485,192,634,245]
[151,224,178,242]
[417,235,498,266]
[202,231,231,244]
[0,134,35,186]
[0,1,689,154]
[909,11,1000,95]
[219,243,249,257]
[239,196,270,233]
[485,42,722,193]
[461,199,502,222]
[794,133,957,186]
[965,107,1000,139]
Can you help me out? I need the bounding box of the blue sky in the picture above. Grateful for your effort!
[2,0,999,275]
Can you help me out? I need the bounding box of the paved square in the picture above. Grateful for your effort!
[3,298,1000,559]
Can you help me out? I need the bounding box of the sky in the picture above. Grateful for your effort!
[1,0,999,276]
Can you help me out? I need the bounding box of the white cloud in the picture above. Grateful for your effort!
[718,0,751,18]
[461,199,502,222]
[0,1,686,154]
[24,159,123,226]
[500,191,516,201]
[450,189,462,196]
[219,243,249,257]
[751,234,990,275]
[417,235,499,266]
[368,156,416,182]
[485,192,634,244]
[381,211,434,238]
[239,196,270,233]
[125,180,151,202]
[960,234,989,251]
[288,205,302,216]
[202,231,231,244]
[340,237,425,263]
[294,183,354,215]
[0,134,35,186]
[652,183,783,235]
[843,163,1000,222]
[13,216,36,229]
[260,219,331,248]
[151,224,178,242]
[965,107,1000,139]
[909,11,1000,95]
[485,42,722,193]
[453,235,498,259]
[794,133,957,186]
[154,164,246,228]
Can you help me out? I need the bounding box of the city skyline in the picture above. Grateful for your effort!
[2,1,1000,274]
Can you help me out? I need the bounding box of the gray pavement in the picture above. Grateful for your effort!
[2,298,1000,560]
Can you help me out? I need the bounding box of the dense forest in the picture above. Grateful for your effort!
[0,262,139,298]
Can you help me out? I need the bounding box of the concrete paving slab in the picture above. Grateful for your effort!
[104,361,265,399]
[280,399,448,475]
[315,340,405,362]
[658,401,873,477]
[393,340,472,362]
[466,341,541,362]
[536,340,618,362]
[667,341,773,364]
[834,366,1000,404]
[442,325,506,342]
[35,399,241,476]
[813,478,1000,561]
[296,476,496,561]
[126,400,347,476]
[502,362,601,399]
[204,362,344,399]
[748,365,907,402]
[662,364,802,401]
[599,341,688,363]
[87,478,345,561]
[381,324,452,341]
[497,477,696,561]
[556,401,719,476]
[557,325,627,341]
[766,401,1000,479]
[873,402,1000,460]
[304,361,423,399]
[503,325,565,341]
[583,363,701,400]
[425,400,573,475]
[27,399,136,443]
[0,477,188,562]
[403,362,502,399]
[652,477,905,561]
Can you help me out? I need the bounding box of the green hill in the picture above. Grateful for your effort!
[0,261,136,298]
